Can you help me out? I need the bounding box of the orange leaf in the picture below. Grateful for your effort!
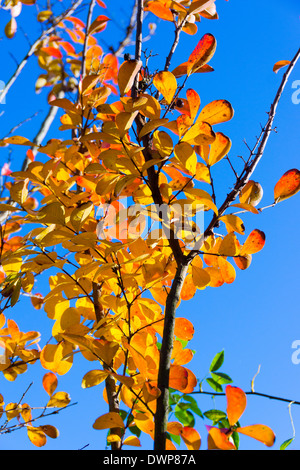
[169,365,189,391]
[27,426,47,447]
[186,88,201,121]
[208,132,231,166]
[180,426,201,450]
[198,99,234,125]
[226,385,247,426]
[187,33,216,76]
[236,424,275,447]
[274,168,300,202]
[207,426,236,450]
[153,71,177,105]
[273,60,290,73]
[174,317,195,341]
[41,47,63,59]
[42,372,58,396]
[218,257,236,284]
[93,412,124,430]
[145,1,174,21]
[240,229,265,256]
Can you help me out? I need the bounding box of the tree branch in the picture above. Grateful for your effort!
[0,0,84,104]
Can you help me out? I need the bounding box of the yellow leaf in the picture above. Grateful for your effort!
[218,257,236,284]
[115,111,138,138]
[93,412,124,430]
[153,130,173,157]
[209,132,231,166]
[219,214,245,235]
[153,71,177,105]
[192,265,211,289]
[47,391,71,408]
[81,369,109,388]
[182,121,216,146]
[27,426,47,447]
[198,99,234,125]
[70,202,94,232]
[218,232,239,257]
[174,142,197,174]
[118,60,143,96]
[123,436,141,447]
[139,118,169,139]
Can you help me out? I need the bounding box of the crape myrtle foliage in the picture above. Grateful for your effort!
[0,0,299,450]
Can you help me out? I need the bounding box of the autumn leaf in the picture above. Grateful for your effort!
[198,99,234,125]
[180,426,201,450]
[153,71,177,105]
[93,412,124,430]
[42,372,58,396]
[187,33,216,76]
[27,426,47,447]
[118,60,143,96]
[240,229,265,256]
[226,385,247,426]
[236,424,276,447]
[274,169,300,202]
[273,60,290,73]
[208,132,232,166]
[239,180,263,207]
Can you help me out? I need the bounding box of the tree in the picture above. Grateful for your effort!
[0,0,299,451]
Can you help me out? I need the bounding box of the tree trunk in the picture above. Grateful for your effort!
[154,262,189,450]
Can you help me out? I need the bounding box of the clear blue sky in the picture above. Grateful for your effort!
[0,0,299,450]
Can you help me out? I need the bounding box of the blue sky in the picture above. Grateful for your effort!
[0,0,299,451]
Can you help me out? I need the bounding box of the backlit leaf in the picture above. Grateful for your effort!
[236,424,275,447]
[118,60,143,96]
[187,33,216,76]
[153,71,177,105]
[93,412,124,430]
[81,369,108,388]
[273,60,290,73]
[207,426,236,450]
[27,426,47,447]
[198,99,234,125]
[208,132,231,166]
[226,385,247,427]
[240,229,265,256]
[42,372,58,396]
[274,169,300,202]
[180,426,201,450]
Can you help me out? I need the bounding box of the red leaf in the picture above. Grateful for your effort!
[187,33,216,75]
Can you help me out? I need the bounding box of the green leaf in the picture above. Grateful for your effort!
[168,432,181,446]
[209,350,224,372]
[175,406,195,427]
[232,431,240,450]
[206,377,223,392]
[204,409,227,423]
[280,437,294,450]
[182,395,203,418]
[211,372,233,385]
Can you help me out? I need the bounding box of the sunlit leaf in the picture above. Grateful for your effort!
[226,385,247,427]
[274,169,300,202]
[240,229,265,256]
[93,412,124,430]
[180,426,201,450]
[118,60,143,96]
[198,99,234,125]
[27,426,47,447]
[207,426,236,450]
[153,71,177,105]
[273,60,290,73]
[187,33,216,76]
[42,372,58,396]
[236,424,275,447]
[208,132,231,166]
